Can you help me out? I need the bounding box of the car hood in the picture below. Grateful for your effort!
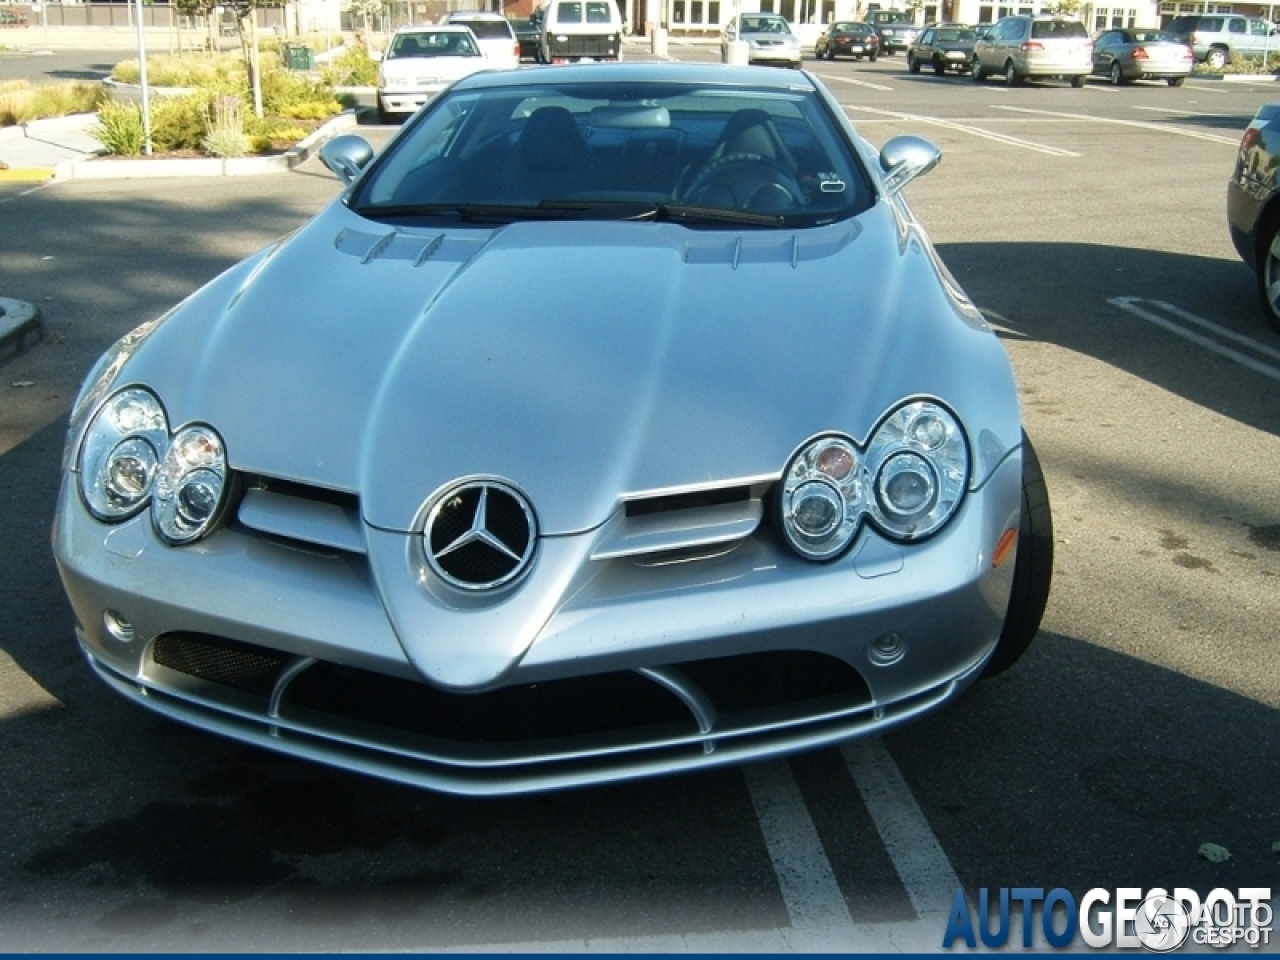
[122,199,1018,539]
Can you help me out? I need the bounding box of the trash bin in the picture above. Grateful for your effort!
[284,44,315,71]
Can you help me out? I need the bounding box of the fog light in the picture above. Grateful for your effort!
[103,609,135,644]
[868,631,905,666]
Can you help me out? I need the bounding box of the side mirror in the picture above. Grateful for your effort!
[879,135,941,195]
[320,134,375,186]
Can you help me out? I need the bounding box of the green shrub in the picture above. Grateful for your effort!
[94,100,146,156]
[202,94,249,158]
[151,92,214,151]
[0,79,105,126]
[322,45,379,86]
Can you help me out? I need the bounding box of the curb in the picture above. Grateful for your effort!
[0,297,43,360]
[57,109,359,181]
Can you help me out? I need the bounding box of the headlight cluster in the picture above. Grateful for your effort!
[77,387,230,545]
[778,400,969,561]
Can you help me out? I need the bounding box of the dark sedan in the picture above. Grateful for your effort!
[907,24,978,75]
[1090,27,1193,85]
[509,15,542,62]
[813,21,880,60]
[1228,103,1280,334]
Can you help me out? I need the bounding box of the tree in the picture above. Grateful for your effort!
[348,0,386,45]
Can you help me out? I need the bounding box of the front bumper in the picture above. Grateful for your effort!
[54,451,1023,796]
[377,87,446,115]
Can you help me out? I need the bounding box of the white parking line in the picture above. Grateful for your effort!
[1109,297,1280,382]
[1132,105,1238,117]
[992,105,1241,145]
[842,739,961,927]
[817,71,896,92]
[844,104,1079,156]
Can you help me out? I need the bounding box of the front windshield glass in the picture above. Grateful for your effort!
[875,12,913,23]
[388,31,480,58]
[934,27,975,41]
[742,16,790,32]
[350,78,873,229]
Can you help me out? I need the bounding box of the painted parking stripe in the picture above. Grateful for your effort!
[844,104,1079,156]
[992,105,1240,145]
[818,72,896,92]
[1133,105,1237,117]
[1109,297,1280,382]
[843,739,961,928]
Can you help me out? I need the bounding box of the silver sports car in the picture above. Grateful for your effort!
[53,63,1053,797]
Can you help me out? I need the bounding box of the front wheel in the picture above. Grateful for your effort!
[1255,216,1280,335]
[933,56,946,76]
[908,53,921,73]
[1070,73,1086,88]
[972,56,986,81]
[982,433,1054,678]
[1168,76,1185,86]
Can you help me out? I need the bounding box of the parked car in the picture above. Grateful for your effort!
[972,14,1091,86]
[509,15,543,61]
[813,20,879,61]
[1167,13,1278,70]
[908,24,979,75]
[375,25,489,123]
[864,8,919,54]
[1228,102,1280,334]
[53,62,1053,798]
[721,13,803,66]
[1091,27,1193,86]
[535,0,624,63]
[440,10,521,70]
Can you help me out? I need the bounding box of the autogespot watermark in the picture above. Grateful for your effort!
[942,887,1273,951]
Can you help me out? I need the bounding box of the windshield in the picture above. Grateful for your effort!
[934,27,975,41]
[388,31,480,58]
[741,16,790,33]
[874,12,913,24]
[350,78,873,229]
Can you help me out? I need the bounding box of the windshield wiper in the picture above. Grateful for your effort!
[356,202,578,223]
[357,200,787,227]
[533,199,787,227]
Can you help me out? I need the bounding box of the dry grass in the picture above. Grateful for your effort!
[0,79,105,126]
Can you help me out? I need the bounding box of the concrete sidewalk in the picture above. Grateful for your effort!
[0,113,104,180]
[0,108,359,181]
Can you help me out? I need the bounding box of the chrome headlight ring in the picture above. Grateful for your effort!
[777,400,970,561]
[152,424,231,545]
[77,387,170,521]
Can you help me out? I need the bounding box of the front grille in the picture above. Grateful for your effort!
[152,633,287,697]
[286,664,696,744]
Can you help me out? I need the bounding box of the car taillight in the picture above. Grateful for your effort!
[1240,127,1261,154]
[1132,45,1149,59]
[1020,41,1044,51]
[513,41,520,57]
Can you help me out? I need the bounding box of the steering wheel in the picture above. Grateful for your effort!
[680,152,804,213]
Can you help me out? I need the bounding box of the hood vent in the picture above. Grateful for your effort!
[334,228,494,267]
[683,226,859,268]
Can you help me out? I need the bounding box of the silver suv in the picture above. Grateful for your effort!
[1167,14,1277,70]
[972,14,1092,86]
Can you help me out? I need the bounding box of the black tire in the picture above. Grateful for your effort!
[1255,215,1280,335]
[1004,60,1020,86]
[1070,73,1086,88]
[1168,76,1185,86]
[982,433,1054,678]
[908,53,921,73]
[1110,61,1125,85]
[376,100,394,125]
[972,56,986,81]
[933,56,946,76]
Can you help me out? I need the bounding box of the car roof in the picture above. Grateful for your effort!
[395,23,477,35]
[451,60,820,92]
[444,10,506,18]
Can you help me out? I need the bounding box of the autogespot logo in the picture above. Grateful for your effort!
[942,886,1273,951]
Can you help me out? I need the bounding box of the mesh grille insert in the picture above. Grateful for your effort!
[152,633,287,697]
